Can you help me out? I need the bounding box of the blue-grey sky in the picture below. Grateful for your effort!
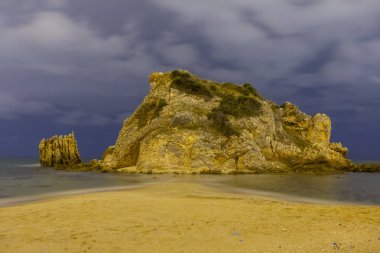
[0,0,379,160]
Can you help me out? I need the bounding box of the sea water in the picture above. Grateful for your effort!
[203,173,380,205]
[0,158,379,206]
[0,158,162,206]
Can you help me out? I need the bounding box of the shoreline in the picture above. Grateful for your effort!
[1,182,379,252]
[0,183,155,208]
[209,185,377,206]
[1,173,380,207]
[59,162,380,174]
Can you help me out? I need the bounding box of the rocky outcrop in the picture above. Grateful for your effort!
[349,163,380,172]
[39,132,81,168]
[100,70,352,173]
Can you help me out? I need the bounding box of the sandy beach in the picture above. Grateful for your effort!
[0,182,379,253]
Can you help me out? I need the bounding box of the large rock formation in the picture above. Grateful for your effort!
[99,70,352,173]
[39,132,81,168]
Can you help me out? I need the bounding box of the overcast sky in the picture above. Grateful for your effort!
[0,0,379,160]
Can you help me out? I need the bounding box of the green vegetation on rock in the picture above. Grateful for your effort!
[207,109,238,137]
[207,93,262,137]
[242,83,259,97]
[170,70,261,102]
[219,94,261,118]
[169,70,263,136]
[170,70,213,99]
[134,98,168,127]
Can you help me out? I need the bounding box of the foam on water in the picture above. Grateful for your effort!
[16,163,41,168]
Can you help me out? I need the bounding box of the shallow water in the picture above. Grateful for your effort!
[0,158,169,205]
[199,173,380,205]
[0,158,379,206]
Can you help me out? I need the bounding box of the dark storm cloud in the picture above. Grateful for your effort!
[0,0,380,158]
[0,2,158,124]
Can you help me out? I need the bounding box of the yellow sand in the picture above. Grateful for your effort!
[0,182,379,253]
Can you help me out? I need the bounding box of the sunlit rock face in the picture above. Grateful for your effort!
[39,132,81,168]
[101,70,352,173]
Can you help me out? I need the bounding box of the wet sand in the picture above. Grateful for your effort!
[0,182,379,253]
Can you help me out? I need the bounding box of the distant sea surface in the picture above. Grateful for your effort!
[1,158,379,206]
